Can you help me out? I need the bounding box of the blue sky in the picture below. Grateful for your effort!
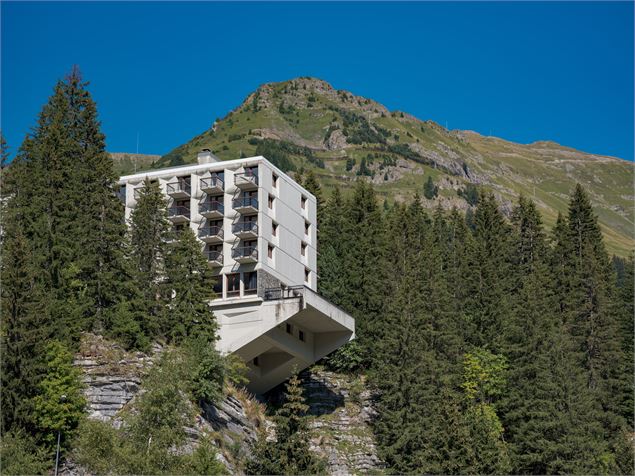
[2,1,633,160]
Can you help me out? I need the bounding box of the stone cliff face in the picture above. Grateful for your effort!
[70,334,383,475]
[300,368,385,475]
[68,334,264,474]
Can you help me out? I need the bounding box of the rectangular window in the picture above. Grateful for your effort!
[212,276,222,296]
[301,243,306,256]
[301,196,307,209]
[244,271,257,295]
[226,273,240,297]
[272,222,278,237]
[247,166,258,176]
[272,173,278,188]
[304,221,310,236]
[304,268,310,283]
[253,356,259,367]
[268,195,274,209]
[268,244,274,259]
[299,330,305,342]
[286,323,292,334]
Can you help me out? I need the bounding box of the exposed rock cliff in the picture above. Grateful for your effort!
[300,367,385,475]
[69,334,383,475]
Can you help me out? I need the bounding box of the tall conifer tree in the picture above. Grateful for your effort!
[464,192,512,351]
[129,178,171,338]
[162,228,219,343]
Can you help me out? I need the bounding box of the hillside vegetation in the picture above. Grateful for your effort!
[148,77,633,256]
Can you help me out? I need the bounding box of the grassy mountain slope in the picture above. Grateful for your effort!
[111,152,161,175]
[143,77,632,256]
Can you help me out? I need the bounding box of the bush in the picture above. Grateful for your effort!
[0,429,50,475]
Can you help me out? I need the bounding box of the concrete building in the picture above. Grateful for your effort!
[118,151,355,394]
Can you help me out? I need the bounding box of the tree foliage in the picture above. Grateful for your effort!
[246,372,326,475]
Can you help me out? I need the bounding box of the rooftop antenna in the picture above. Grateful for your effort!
[136,132,139,154]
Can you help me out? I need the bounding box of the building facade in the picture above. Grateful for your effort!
[118,151,354,394]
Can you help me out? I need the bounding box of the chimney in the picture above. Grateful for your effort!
[197,149,220,164]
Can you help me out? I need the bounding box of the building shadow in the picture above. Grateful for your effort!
[262,368,345,417]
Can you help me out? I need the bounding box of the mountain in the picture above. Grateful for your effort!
[110,152,161,175]
[134,77,634,256]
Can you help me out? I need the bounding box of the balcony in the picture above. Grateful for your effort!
[167,180,191,198]
[206,250,223,267]
[198,225,224,243]
[232,245,258,264]
[233,197,258,214]
[234,172,259,190]
[168,205,191,223]
[232,221,258,239]
[200,175,224,195]
[199,200,224,219]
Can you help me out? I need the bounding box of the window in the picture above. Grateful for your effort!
[304,268,310,283]
[246,166,258,177]
[304,221,310,236]
[268,244,274,259]
[226,273,240,297]
[244,271,257,295]
[272,222,278,237]
[212,276,222,295]
[301,196,307,209]
[286,323,292,334]
[272,173,278,188]
[299,330,305,342]
[268,195,274,209]
[253,356,259,366]
[301,243,306,257]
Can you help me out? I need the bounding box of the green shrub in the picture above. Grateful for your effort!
[0,429,49,475]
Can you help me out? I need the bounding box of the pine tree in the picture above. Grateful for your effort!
[614,254,634,428]
[498,196,603,473]
[246,373,325,475]
[317,186,347,304]
[129,178,171,338]
[561,185,632,469]
[423,175,438,199]
[162,228,219,343]
[0,208,50,433]
[464,192,513,351]
[340,181,388,366]
[301,169,324,229]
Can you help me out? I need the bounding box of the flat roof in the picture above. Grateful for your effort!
[118,155,316,201]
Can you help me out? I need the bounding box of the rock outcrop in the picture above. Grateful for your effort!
[300,367,385,475]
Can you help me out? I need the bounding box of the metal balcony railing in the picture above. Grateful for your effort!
[206,250,223,264]
[232,197,258,210]
[231,246,258,260]
[199,200,224,215]
[168,205,191,218]
[166,180,191,196]
[198,226,224,240]
[232,221,258,235]
[263,285,305,301]
[234,172,259,187]
[200,175,224,191]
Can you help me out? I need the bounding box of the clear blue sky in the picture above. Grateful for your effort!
[2,1,633,160]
